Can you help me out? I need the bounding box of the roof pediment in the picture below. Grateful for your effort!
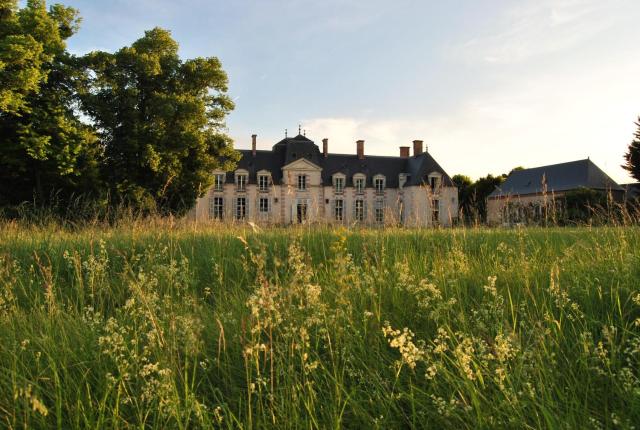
[282,157,322,171]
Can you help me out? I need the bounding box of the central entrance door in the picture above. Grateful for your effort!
[296,201,308,224]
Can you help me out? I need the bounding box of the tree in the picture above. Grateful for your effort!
[452,174,473,217]
[452,172,508,223]
[0,0,46,114]
[622,117,640,182]
[562,187,608,224]
[0,0,100,208]
[82,28,239,214]
[469,174,507,222]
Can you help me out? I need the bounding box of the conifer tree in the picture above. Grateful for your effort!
[622,117,640,182]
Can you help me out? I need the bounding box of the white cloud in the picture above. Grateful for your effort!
[456,0,632,64]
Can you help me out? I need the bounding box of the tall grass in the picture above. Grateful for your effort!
[0,223,639,428]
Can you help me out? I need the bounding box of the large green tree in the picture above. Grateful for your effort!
[0,0,45,114]
[452,173,508,223]
[622,117,640,182]
[82,28,239,214]
[0,0,99,208]
[452,174,473,217]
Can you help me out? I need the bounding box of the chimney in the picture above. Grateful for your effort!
[399,146,410,158]
[413,139,423,156]
[251,134,257,156]
[322,138,328,157]
[356,139,365,160]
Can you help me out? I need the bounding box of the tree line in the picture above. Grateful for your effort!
[451,170,519,223]
[0,0,238,217]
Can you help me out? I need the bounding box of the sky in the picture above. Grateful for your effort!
[59,0,640,183]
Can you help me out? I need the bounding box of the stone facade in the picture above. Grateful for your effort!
[190,134,458,227]
[487,192,565,225]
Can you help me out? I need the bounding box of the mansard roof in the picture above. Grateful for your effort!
[227,135,454,187]
[489,159,623,198]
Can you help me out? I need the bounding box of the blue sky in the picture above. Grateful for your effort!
[61,0,640,182]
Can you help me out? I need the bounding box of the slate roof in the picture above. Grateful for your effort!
[489,159,623,198]
[226,134,454,187]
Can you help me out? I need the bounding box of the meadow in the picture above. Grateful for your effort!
[0,221,639,429]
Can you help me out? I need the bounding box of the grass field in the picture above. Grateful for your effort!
[0,222,639,429]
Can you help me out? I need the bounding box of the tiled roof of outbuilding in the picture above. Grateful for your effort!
[489,159,623,198]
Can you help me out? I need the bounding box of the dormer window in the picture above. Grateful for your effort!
[258,173,270,192]
[333,175,345,194]
[428,172,442,192]
[374,175,386,195]
[297,174,307,191]
[213,173,225,192]
[354,175,365,194]
[235,171,248,192]
[399,173,408,189]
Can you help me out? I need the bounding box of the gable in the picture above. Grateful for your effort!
[282,157,323,172]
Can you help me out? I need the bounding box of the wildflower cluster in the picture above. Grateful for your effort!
[382,322,426,371]
[242,238,327,418]
[0,256,18,316]
[548,264,584,321]
[14,384,48,417]
[395,261,456,321]
[97,256,205,420]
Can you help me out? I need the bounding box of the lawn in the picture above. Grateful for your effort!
[0,223,639,429]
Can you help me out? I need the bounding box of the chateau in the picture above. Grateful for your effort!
[190,133,459,226]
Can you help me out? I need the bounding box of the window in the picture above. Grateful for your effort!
[355,199,365,222]
[334,177,344,194]
[334,199,344,221]
[236,197,246,220]
[258,174,269,192]
[297,174,307,191]
[210,197,224,219]
[214,174,225,191]
[236,174,247,192]
[259,197,269,213]
[432,199,439,223]
[428,174,441,192]
[399,173,407,189]
[375,200,384,224]
[374,177,385,194]
[354,177,365,194]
